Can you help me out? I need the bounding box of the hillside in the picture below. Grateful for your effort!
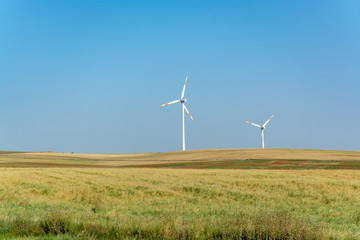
[1,149,360,169]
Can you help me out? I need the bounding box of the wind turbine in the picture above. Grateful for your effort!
[244,114,276,149]
[159,74,195,151]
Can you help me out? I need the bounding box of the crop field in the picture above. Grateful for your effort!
[0,149,360,239]
[1,149,360,169]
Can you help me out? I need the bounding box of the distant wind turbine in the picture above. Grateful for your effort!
[159,74,195,151]
[245,114,276,149]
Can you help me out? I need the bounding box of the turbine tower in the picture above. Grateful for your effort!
[244,114,276,149]
[159,74,195,151]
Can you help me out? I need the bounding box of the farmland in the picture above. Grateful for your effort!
[1,149,360,169]
[0,149,360,239]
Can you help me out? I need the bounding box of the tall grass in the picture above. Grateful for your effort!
[0,168,359,239]
[1,210,324,239]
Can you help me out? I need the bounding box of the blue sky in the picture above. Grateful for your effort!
[1,0,359,153]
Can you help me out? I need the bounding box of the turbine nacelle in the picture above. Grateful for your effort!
[180,99,187,103]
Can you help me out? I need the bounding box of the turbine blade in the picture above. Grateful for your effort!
[180,73,189,99]
[244,121,261,128]
[159,100,180,107]
[263,113,276,127]
[183,104,195,122]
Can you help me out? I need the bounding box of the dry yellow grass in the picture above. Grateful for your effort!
[1,149,360,238]
[0,168,359,239]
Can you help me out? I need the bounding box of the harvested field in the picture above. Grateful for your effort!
[0,149,359,169]
[126,159,360,169]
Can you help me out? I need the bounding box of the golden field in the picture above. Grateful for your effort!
[0,149,360,239]
[0,168,360,239]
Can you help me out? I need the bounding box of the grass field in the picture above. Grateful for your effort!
[1,149,360,239]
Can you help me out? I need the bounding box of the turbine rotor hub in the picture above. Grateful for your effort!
[180,99,186,103]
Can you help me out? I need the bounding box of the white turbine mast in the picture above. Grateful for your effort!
[244,114,276,149]
[159,74,195,151]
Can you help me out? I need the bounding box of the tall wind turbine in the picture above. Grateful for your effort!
[244,114,276,149]
[159,74,195,151]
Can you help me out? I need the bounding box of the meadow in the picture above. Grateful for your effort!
[0,149,360,239]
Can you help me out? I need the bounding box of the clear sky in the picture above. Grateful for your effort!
[1,0,359,153]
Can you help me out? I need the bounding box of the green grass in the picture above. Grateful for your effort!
[0,210,324,239]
